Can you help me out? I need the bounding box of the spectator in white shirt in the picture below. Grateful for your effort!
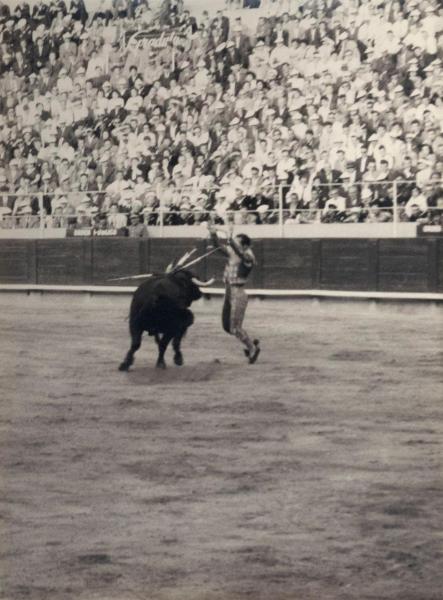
[377,29,401,57]
[56,69,73,94]
[276,148,296,182]
[404,186,428,218]
[416,160,434,188]
[269,36,291,68]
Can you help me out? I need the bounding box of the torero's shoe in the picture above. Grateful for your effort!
[248,339,260,364]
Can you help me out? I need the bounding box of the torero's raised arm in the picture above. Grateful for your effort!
[208,225,254,265]
[208,225,230,257]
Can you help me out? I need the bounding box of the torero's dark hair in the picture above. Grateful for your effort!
[237,233,251,247]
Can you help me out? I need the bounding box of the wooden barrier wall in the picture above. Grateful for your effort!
[0,238,441,293]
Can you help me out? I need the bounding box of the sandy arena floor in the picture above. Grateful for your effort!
[0,294,442,600]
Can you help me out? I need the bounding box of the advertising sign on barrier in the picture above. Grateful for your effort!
[70,228,120,237]
[417,224,443,237]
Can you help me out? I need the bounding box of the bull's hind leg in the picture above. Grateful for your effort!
[155,333,174,369]
[119,329,142,371]
[172,335,184,366]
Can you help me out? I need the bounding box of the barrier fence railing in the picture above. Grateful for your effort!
[0,179,442,236]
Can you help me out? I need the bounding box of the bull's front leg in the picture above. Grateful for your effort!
[155,333,174,369]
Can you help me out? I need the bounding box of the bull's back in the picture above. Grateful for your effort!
[129,276,192,335]
[129,277,163,320]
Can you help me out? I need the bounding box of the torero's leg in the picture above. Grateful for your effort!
[232,324,254,351]
[228,287,260,362]
[229,288,252,347]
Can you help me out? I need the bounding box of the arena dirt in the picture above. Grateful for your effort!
[0,294,442,600]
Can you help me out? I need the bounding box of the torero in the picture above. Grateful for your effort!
[208,223,261,364]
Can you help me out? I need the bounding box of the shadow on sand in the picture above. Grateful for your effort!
[124,360,224,385]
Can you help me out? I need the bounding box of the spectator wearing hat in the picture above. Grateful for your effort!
[38,170,55,211]
[315,162,343,204]
[404,186,429,220]
[58,32,78,72]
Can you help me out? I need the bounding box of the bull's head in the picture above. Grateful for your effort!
[171,269,211,303]
[167,249,214,288]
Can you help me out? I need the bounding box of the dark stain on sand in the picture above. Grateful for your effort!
[77,554,112,565]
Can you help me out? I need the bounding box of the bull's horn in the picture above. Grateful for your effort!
[192,277,215,287]
[165,261,175,273]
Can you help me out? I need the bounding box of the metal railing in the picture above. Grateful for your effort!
[1,179,442,236]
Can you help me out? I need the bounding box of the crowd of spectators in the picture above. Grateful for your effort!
[0,0,442,232]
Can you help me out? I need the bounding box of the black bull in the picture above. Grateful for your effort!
[119,270,204,371]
